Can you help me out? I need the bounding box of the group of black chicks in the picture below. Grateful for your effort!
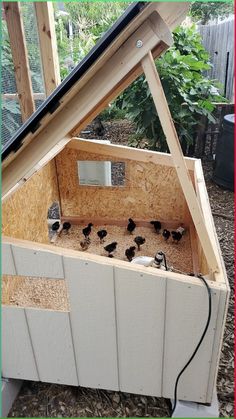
[52,221,71,233]
[52,218,184,262]
[78,219,147,260]
[80,218,185,262]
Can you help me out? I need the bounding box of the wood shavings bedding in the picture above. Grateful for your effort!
[2,275,69,311]
[55,224,193,274]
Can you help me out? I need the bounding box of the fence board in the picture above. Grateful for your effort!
[162,278,220,403]
[25,308,78,386]
[114,267,166,396]
[2,243,16,275]
[11,244,64,278]
[198,19,234,100]
[64,256,119,390]
[2,306,39,381]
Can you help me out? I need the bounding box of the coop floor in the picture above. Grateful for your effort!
[54,224,193,274]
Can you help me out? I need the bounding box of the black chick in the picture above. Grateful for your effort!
[150,220,162,233]
[171,231,183,243]
[97,229,107,243]
[134,236,146,251]
[52,221,60,231]
[93,117,105,136]
[82,223,93,239]
[127,218,136,234]
[162,229,171,241]
[104,242,117,257]
[125,246,136,262]
[63,222,71,233]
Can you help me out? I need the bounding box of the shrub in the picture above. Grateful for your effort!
[116,25,226,152]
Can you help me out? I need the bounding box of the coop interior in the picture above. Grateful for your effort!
[2,139,210,311]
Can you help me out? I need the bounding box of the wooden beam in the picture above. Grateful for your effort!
[194,159,228,284]
[141,51,219,274]
[3,2,35,121]
[69,138,196,170]
[34,2,61,95]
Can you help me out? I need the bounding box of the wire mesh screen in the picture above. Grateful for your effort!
[1,3,45,147]
[1,17,23,146]
[21,2,45,100]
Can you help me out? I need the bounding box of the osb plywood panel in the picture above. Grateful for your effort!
[56,148,188,222]
[2,160,59,244]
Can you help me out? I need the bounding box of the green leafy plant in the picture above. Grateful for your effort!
[116,25,226,153]
[54,2,129,80]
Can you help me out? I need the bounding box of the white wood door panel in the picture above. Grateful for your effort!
[64,256,119,390]
[25,308,78,386]
[114,267,166,396]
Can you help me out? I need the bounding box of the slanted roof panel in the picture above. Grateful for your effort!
[2,2,146,161]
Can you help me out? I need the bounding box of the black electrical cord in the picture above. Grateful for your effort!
[171,274,212,416]
[157,251,168,271]
[162,252,168,271]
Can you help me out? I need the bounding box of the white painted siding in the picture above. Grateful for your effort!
[25,308,78,386]
[2,238,228,404]
[2,243,16,275]
[162,279,220,403]
[114,267,166,396]
[2,306,39,381]
[64,256,119,390]
[11,245,64,278]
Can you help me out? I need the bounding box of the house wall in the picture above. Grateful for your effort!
[55,147,189,223]
[2,160,59,244]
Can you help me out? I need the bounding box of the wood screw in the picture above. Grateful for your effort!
[136,39,143,48]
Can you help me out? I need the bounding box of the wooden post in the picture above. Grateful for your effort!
[141,51,219,274]
[34,2,62,215]
[34,2,61,95]
[3,2,35,121]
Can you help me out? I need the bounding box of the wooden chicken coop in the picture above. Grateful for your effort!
[2,1,229,409]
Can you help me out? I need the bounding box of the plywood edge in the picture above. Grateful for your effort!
[193,159,229,286]
[2,304,70,314]
[68,138,196,170]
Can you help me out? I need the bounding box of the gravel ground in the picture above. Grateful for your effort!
[9,120,234,418]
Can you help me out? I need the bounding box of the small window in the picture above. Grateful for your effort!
[77,161,125,187]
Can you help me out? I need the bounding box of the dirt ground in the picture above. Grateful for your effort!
[8,120,234,418]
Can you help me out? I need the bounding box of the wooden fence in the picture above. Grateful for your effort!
[198,19,234,101]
